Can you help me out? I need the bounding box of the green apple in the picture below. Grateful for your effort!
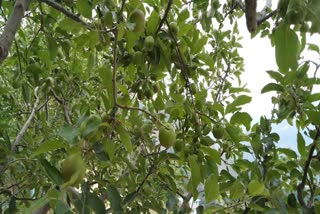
[169,22,179,36]
[212,126,224,139]
[144,85,154,99]
[61,153,86,187]
[286,0,306,25]
[159,123,176,148]
[129,9,145,33]
[144,36,154,51]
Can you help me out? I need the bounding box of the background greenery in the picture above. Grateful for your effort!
[0,0,320,213]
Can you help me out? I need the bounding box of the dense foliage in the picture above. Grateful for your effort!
[0,0,320,213]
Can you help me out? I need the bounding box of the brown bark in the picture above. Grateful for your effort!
[0,0,31,64]
[245,0,257,33]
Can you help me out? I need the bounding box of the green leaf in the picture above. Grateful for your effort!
[46,35,58,60]
[22,197,49,214]
[87,192,106,214]
[22,83,31,104]
[32,140,65,157]
[146,10,159,34]
[205,173,220,202]
[58,17,84,33]
[306,110,320,125]
[123,191,138,205]
[230,95,252,107]
[126,31,139,51]
[306,0,320,33]
[261,83,284,93]
[103,139,116,160]
[248,180,265,196]
[308,43,319,53]
[226,124,240,143]
[39,159,64,185]
[201,147,221,164]
[76,1,92,18]
[54,200,71,214]
[278,148,298,159]
[230,112,252,131]
[82,116,102,137]
[273,21,300,73]
[58,125,79,144]
[98,66,113,106]
[266,70,284,83]
[297,132,306,157]
[189,155,201,199]
[230,180,245,199]
[307,93,320,102]
[107,185,123,214]
[115,124,132,152]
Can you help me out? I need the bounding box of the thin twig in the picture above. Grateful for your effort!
[39,0,90,28]
[156,0,173,34]
[136,164,155,193]
[297,126,320,208]
[257,10,277,26]
[11,87,40,153]
[214,62,231,103]
[116,103,159,122]
[0,87,40,174]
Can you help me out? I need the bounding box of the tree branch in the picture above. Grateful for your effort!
[39,0,90,28]
[234,0,277,30]
[11,87,40,153]
[297,126,320,208]
[257,10,277,26]
[156,0,173,34]
[0,0,31,64]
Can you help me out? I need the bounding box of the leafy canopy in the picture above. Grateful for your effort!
[0,0,320,213]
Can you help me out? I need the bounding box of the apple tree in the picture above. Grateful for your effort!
[0,0,320,213]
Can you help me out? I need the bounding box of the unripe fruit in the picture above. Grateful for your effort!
[129,9,145,33]
[145,85,154,99]
[137,90,145,100]
[169,22,179,36]
[212,126,224,139]
[144,36,154,51]
[61,153,86,187]
[152,82,160,93]
[159,123,176,148]
[286,0,306,25]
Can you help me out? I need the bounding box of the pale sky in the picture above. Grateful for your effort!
[237,0,320,119]
[237,3,320,150]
